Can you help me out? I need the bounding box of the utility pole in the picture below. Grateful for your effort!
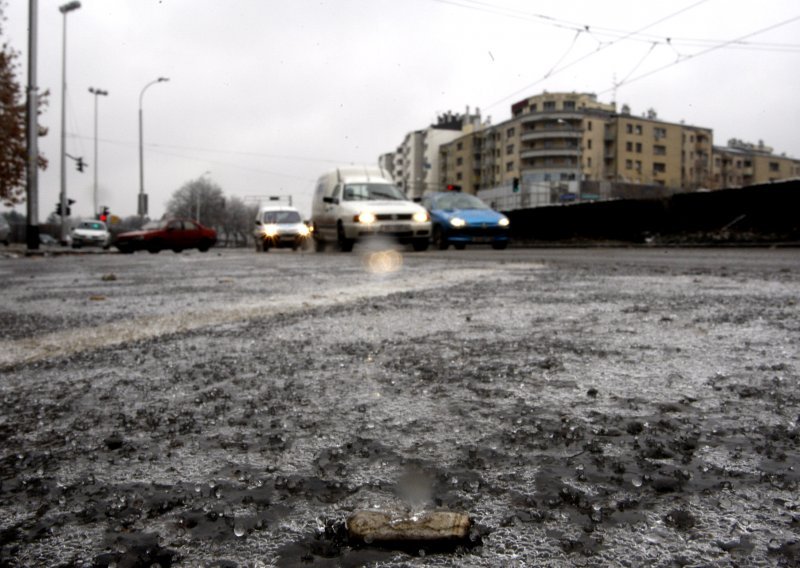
[58,1,80,243]
[25,0,39,250]
[89,87,108,217]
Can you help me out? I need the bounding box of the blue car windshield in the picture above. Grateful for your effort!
[343,183,406,201]
[433,193,490,210]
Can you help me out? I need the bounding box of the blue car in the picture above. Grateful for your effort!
[421,192,510,250]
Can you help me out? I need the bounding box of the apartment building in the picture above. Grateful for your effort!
[711,139,800,189]
[390,91,798,208]
[387,109,483,200]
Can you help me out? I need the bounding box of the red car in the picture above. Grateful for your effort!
[114,219,217,254]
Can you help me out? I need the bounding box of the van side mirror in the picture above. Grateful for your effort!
[255,220,262,225]
[412,197,422,203]
[323,196,333,204]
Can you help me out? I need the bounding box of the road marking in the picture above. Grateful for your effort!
[0,267,510,368]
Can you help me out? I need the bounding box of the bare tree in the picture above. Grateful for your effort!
[0,1,48,206]
[220,196,257,247]
[165,176,225,227]
[165,178,258,247]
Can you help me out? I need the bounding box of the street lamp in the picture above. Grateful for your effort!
[89,87,108,218]
[138,76,169,219]
[58,0,80,244]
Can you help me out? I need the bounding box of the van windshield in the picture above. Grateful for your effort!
[343,183,406,201]
[263,210,302,223]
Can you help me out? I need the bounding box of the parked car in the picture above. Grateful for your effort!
[311,166,431,252]
[70,220,111,249]
[253,205,310,252]
[421,192,510,250]
[39,233,58,246]
[0,215,9,245]
[114,218,217,254]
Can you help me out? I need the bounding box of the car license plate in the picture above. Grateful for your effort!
[473,236,491,243]
[380,224,408,233]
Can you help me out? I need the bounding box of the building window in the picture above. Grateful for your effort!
[506,144,514,155]
[543,101,556,111]
[635,125,643,135]
[635,160,642,172]
[587,121,592,131]
[456,157,463,166]
[636,142,642,153]
[587,157,592,168]
[506,161,514,172]
[587,139,592,150]
[506,127,515,138]
[626,159,633,169]
[563,100,576,111]
[531,103,537,112]
[769,162,780,172]
[626,141,633,152]
[654,145,666,155]
[626,124,633,134]
[654,163,666,173]
[654,127,667,139]
[456,142,463,151]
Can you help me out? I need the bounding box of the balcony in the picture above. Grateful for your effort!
[520,128,582,142]
[520,111,584,125]
[520,147,580,160]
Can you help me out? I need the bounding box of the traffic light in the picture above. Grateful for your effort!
[76,157,85,172]
[446,184,462,192]
[56,202,62,215]
[66,199,75,216]
[512,177,520,193]
[99,206,109,222]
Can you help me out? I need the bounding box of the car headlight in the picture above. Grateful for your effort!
[498,217,510,227]
[450,217,466,228]
[412,210,429,223]
[298,224,310,237]
[356,211,376,224]
[262,224,279,237]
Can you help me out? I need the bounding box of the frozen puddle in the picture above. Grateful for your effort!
[0,266,512,367]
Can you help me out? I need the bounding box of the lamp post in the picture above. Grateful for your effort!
[138,77,168,219]
[58,0,80,244]
[89,87,108,218]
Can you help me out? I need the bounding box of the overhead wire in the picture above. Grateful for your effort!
[478,0,714,110]
[602,13,800,95]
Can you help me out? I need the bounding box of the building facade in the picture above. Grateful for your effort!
[387,91,799,209]
[711,139,800,189]
[387,109,483,200]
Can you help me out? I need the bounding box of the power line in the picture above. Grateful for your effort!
[67,133,347,165]
[479,0,713,110]
[603,13,800,95]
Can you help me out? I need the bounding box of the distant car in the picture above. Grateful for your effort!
[39,233,58,246]
[253,205,310,252]
[421,192,510,250]
[0,216,9,245]
[114,218,217,254]
[70,220,111,249]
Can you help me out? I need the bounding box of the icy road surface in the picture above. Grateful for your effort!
[1,247,799,567]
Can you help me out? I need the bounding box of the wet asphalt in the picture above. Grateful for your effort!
[1,245,799,567]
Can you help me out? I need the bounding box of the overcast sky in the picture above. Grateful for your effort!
[4,0,799,219]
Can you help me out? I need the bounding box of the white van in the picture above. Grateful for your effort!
[253,205,310,252]
[310,166,431,252]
